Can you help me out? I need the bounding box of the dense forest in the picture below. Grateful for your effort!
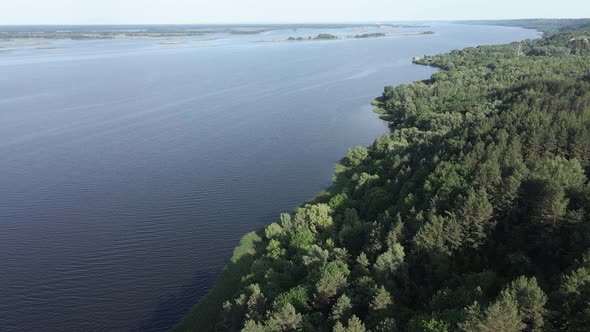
[462,19,590,33]
[177,20,590,331]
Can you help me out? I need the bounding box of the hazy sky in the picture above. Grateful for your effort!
[2,0,589,25]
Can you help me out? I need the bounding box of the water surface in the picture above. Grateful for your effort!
[0,23,539,331]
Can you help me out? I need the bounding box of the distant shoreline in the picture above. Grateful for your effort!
[0,24,431,41]
[256,30,435,43]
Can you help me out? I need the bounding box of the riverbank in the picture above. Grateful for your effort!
[0,22,542,331]
[172,21,555,331]
[173,231,263,331]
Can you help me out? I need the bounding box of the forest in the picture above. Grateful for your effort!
[176,20,590,332]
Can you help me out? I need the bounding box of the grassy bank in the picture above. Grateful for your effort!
[173,230,264,332]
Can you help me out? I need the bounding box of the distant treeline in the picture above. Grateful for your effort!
[460,18,590,33]
[285,30,434,42]
[0,24,430,40]
[0,27,271,40]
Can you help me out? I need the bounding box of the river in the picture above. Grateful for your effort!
[0,23,539,331]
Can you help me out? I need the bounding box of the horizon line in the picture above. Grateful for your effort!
[0,17,588,26]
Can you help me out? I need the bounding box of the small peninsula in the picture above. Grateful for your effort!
[352,33,386,38]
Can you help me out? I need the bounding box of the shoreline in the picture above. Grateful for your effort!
[173,25,544,331]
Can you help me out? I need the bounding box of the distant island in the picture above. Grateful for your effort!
[287,33,339,41]
[350,31,433,39]
[352,33,386,38]
[269,30,435,44]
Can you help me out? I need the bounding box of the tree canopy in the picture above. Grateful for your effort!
[179,20,590,332]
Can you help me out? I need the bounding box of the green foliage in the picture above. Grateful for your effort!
[459,276,547,332]
[294,204,334,234]
[329,193,350,211]
[273,286,311,312]
[242,320,266,332]
[330,294,353,322]
[408,316,450,332]
[289,228,315,251]
[223,283,267,328]
[458,188,494,249]
[459,296,525,332]
[549,252,590,330]
[314,261,350,308]
[504,277,547,331]
[265,303,303,331]
[302,244,329,269]
[265,222,284,240]
[370,286,393,311]
[374,318,398,332]
[353,252,371,276]
[374,243,405,282]
[414,214,462,255]
[345,146,369,168]
[333,315,367,332]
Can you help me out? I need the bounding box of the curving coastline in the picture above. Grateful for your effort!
[176,19,588,331]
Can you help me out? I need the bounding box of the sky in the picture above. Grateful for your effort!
[1,0,589,25]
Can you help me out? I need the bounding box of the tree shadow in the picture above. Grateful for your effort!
[139,229,267,332]
[136,269,218,332]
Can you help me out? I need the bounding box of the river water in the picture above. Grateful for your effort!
[0,23,539,331]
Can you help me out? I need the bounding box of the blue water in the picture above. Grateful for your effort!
[0,23,540,331]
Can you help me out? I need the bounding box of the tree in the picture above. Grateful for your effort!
[294,204,334,234]
[370,286,393,311]
[329,193,350,210]
[459,294,525,332]
[333,315,367,332]
[266,222,284,239]
[525,157,587,224]
[413,213,462,255]
[267,239,286,259]
[386,220,404,249]
[289,228,315,251]
[330,294,353,322]
[374,244,405,282]
[242,320,267,332]
[551,258,590,331]
[345,146,369,168]
[373,318,398,332]
[314,262,350,308]
[273,286,311,312]
[266,304,303,331]
[280,213,293,229]
[353,252,371,277]
[407,316,450,332]
[302,245,329,269]
[458,188,494,249]
[224,284,268,330]
[504,276,547,331]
